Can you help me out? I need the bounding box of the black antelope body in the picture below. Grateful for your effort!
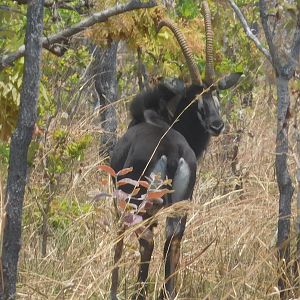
[110,2,242,299]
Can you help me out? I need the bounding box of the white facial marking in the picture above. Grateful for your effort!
[197,97,203,110]
[212,91,220,111]
[197,100,206,124]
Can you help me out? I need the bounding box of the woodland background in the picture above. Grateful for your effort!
[0,0,299,299]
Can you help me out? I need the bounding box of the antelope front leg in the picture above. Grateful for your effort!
[161,215,187,300]
[133,226,154,300]
[111,229,124,300]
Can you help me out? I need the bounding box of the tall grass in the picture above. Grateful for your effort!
[2,84,297,299]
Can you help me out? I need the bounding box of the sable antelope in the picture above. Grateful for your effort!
[110,2,242,299]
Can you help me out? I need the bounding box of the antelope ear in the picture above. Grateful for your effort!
[218,72,243,90]
[165,94,182,118]
[159,77,186,119]
[159,77,185,97]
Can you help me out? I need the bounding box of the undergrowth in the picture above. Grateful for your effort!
[1,83,299,299]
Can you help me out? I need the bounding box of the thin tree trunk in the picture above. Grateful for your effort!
[0,0,44,299]
[226,0,299,296]
[275,76,294,296]
[94,41,119,157]
[294,115,300,293]
[137,47,149,91]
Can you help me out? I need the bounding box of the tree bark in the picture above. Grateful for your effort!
[0,0,44,299]
[227,0,299,296]
[94,41,119,157]
[275,77,294,295]
[294,93,300,292]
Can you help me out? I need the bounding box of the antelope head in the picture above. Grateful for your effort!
[157,1,242,136]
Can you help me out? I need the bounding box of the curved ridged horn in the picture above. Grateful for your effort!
[202,1,215,84]
[157,19,202,85]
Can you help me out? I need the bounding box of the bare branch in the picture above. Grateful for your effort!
[0,0,157,70]
[0,5,24,14]
[259,0,282,73]
[226,0,272,63]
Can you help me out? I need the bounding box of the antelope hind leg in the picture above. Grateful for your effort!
[111,229,124,300]
[133,155,167,299]
[160,215,187,300]
[132,226,155,300]
[161,157,190,299]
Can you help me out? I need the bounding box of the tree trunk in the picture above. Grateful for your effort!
[94,41,119,157]
[275,76,294,296]
[0,0,44,299]
[294,110,300,293]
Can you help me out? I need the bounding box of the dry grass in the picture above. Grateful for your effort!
[2,84,298,300]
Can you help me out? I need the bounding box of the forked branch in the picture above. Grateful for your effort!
[226,0,272,63]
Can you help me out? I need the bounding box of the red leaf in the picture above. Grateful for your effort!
[146,189,173,200]
[138,180,150,189]
[98,165,116,177]
[117,167,133,176]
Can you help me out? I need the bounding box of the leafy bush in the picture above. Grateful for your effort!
[0,141,9,165]
[49,197,92,230]
[96,165,173,231]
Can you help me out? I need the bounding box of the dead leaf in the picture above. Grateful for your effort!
[146,189,173,200]
[98,165,116,177]
[138,180,150,189]
[117,167,133,176]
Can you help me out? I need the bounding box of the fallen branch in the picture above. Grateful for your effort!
[0,0,157,70]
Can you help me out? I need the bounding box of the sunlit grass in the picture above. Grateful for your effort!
[3,84,298,299]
